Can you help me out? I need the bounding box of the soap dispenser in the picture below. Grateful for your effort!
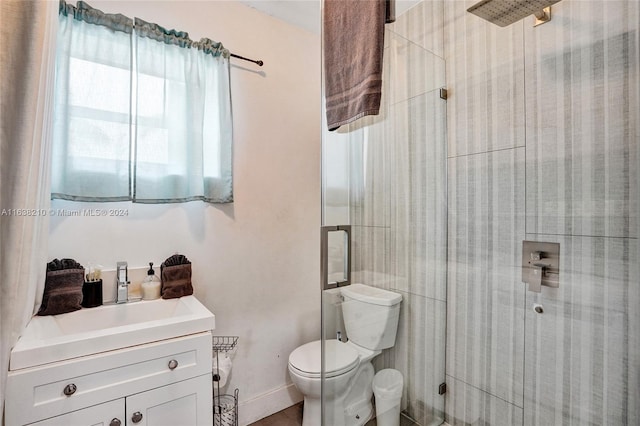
[142,262,161,300]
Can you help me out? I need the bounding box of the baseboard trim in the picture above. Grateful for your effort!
[238,382,303,425]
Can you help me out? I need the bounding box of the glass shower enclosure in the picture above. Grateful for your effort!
[321,12,448,425]
[320,1,638,426]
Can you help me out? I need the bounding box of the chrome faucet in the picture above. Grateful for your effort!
[116,261,129,303]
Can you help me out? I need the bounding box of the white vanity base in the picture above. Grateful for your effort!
[6,331,213,426]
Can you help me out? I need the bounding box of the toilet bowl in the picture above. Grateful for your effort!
[288,284,402,426]
[288,339,379,426]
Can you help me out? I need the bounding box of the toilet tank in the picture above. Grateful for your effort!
[341,284,402,351]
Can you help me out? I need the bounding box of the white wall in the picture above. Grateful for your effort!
[47,1,321,424]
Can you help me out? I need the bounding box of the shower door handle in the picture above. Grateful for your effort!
[321,225,351,290]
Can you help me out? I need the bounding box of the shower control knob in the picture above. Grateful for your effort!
[63,383,77,396]
[110,419,122,426]
[132,412,143,423]
[168,359,179,370]
[533,304,544,314]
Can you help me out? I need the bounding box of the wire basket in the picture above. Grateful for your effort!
[212,336,238,353]
[213,389,238,426]
[212,336,239,425]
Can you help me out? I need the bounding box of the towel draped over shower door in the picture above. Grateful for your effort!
[323,0,389,131]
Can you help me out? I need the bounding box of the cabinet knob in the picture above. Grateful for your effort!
[168,359,179,370]
[63,383,77,396]
[132,411,143,423]
[110,418,122,426]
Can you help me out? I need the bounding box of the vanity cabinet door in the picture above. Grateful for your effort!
[6,332,212,426]
[27,398,124,426]
[125,375,212,426]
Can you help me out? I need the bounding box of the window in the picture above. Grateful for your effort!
[52,1,233,203]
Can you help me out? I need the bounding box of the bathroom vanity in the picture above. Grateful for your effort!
[5,296,215,426]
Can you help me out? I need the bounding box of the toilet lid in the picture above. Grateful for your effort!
[289,340,359,378]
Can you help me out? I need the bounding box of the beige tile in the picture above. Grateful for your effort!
[389,91,447,301]
[524,0,639,238]
[445,375,523,426]
[387,33,446,106]
[444,0,525,157]
[446,148,526,406]
[391,292,446,425]
[388,0,445,58]
[523,235,639,425]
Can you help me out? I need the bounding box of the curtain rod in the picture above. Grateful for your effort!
[230,53,264,67]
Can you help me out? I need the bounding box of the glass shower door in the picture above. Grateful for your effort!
[320,20,449,426]
[320,106,360,425]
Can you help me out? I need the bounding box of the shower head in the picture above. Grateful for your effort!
[467,0,562,27]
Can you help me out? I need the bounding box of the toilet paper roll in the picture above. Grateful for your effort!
[212,354,232,387]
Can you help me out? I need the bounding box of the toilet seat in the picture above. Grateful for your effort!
[288,340,359,379]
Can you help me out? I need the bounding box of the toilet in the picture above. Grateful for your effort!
[288,284,402,426]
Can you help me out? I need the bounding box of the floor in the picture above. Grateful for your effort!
[247,403,421,426]
[248,403,303,426]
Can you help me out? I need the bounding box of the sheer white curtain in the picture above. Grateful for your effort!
[51,3,234,204]
[134,18,233,203]
[0,0,57,414]
[52,1,133,201]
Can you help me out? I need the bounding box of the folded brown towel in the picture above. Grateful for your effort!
[38,268,84,316]
[47,258,83,272]
[162,254,190,267]
[161,256,193,299]
[324,0,387,131]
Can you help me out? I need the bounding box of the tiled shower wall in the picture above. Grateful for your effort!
[444,0,528,423]
[444,1,639,425]
[325,1,638,425]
